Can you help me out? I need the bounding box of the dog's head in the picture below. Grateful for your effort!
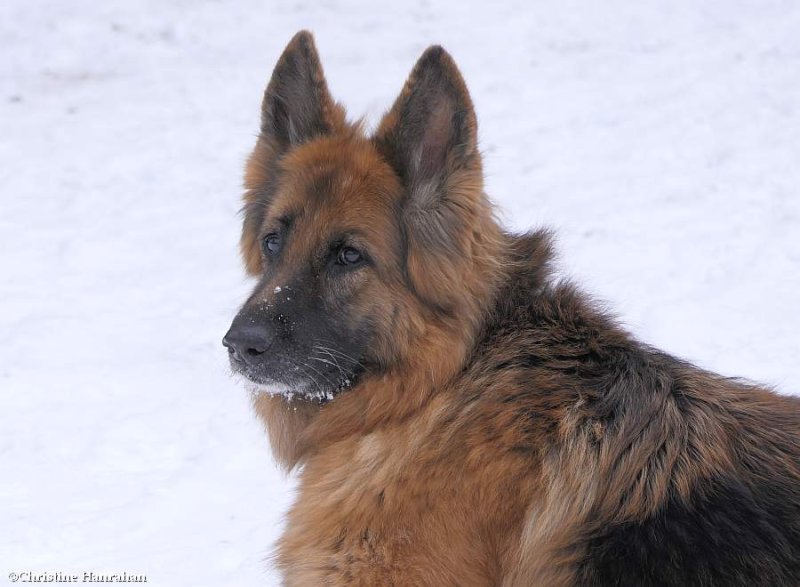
[224,31,501,401]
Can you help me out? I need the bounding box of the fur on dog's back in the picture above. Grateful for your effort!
[231,32,800,586]
[476,239,800,585]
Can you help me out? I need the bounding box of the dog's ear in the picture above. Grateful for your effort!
[374,46,479,202]
[374,48,494,316]
[260,30,343,149]
[242,32,345,275]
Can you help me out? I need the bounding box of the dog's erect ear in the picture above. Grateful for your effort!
[373,47,493,315]
[260,31,342,149]
[242,31,345,275]
[374,46,479,200]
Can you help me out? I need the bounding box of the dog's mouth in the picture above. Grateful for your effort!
[227,351,361,403]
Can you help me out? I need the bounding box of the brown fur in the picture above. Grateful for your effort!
[230,31,800,586]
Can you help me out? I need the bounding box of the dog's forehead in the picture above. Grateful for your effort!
[274,136,401,223]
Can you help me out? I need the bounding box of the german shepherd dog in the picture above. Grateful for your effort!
[224,31,800,585]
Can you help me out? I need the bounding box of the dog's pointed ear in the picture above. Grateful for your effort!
[372,48,493,315]
[260,31,344,149]
[374,46,479,199]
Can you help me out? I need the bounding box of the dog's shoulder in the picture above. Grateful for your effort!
[457,234,800,585]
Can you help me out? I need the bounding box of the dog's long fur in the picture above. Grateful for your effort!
[229,31,800,585]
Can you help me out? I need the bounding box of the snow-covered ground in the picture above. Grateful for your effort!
[1,1,798,585]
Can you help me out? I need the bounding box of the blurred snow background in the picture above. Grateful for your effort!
[1,0,798,584]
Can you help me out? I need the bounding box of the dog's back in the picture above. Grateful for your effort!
[478,240,800,585]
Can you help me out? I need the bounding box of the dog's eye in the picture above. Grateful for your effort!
[337,247,363,266]
[262,233,281,255]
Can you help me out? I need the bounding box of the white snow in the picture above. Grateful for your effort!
[242,378,334,403]
[1,1,799,585]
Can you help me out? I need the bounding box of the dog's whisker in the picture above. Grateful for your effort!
[311,348,343,369]
[309,355,352,385]
[313,343,365,369]
[299,360,336,387]
[309,355,340,371]
[293,364,325,397]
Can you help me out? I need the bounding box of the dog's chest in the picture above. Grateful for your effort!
[275,431,502,586]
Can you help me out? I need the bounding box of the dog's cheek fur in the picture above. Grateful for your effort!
[404,167,503,328]
[240,139,277,275]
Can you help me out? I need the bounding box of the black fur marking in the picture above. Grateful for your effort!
[578,475,800,586]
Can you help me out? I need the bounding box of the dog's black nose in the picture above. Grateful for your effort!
[223,320,272,364]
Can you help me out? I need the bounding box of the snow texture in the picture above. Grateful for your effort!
[1,1,799,585]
